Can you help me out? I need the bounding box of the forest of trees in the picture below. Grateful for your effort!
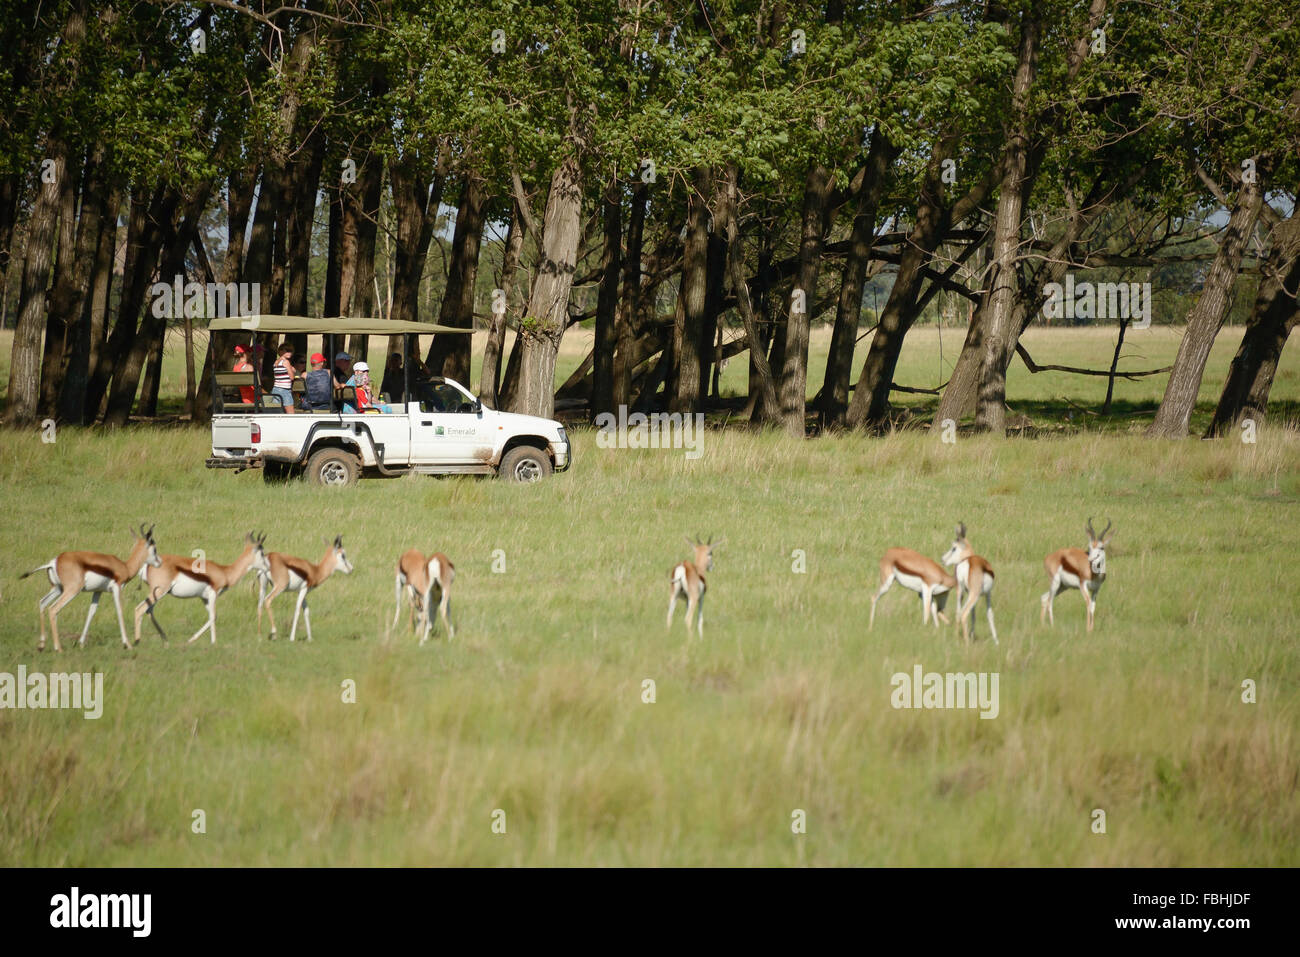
[1,0,1296,437]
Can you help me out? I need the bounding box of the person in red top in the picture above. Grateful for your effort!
[233,344,256,404]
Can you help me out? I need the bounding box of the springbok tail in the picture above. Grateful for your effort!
[19,562,54,580]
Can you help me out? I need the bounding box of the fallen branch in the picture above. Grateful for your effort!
[1016,343,1171,379]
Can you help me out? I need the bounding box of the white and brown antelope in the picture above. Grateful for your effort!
[394,549,455,643]
[21,524,162,651]
[941,523,997,645]
[667,536,720,637]
[133,532,270,646]
[1042,518,1114,632]
[869,546,956,629]
[257,536,354,642]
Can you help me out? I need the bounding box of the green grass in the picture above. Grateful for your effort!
[0,326,1298,865]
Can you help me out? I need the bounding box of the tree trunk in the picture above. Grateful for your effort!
[614,182,648,407]
[428,175,488,385]
[346,149,383,359]
[38,145,81,417]
[285,124,325,327]
[482,199,524,407]
[974,15,1039,435]
[719,163,778,423]
[196,168,255,422]
[592,178,622,418]
[139,323,166,417]
[1147,171,1266,438]
[779,163,833,435]
[821,135,897,428]
[5,6,85,425]
[670,168,711,413]
[62,179,119,424]
[5,146,67,426]
[103,180,210,427]
[509,153,584,419]
[52,144,108,422]
[846,144,996,431]
[1206,207,1300,435]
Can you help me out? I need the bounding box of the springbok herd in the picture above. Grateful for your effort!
[19,520,1114,651]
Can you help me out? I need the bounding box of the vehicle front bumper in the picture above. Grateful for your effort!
[553,434,572,472]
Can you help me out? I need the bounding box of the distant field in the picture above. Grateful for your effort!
[3,322,1297,432]
[0,324,1297,865]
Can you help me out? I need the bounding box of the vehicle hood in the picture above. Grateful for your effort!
[483,407,564,437]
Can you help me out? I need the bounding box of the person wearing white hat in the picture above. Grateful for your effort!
[343,360,390,413]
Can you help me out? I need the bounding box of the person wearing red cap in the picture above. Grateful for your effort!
[233,344,255,404]
[303,352,333,412]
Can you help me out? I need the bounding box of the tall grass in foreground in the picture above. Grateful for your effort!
[0,421,1296,865]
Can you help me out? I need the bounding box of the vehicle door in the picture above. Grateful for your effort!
[408,381,493,465]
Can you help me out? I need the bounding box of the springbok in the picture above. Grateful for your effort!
[1042,518,1113,632]
[869,546,956,629]
[668,536,720,637]
[133,532,270,645]
[21,524,162,651]
[394,549,455,643]
[941,523,997,644]
[257,536,354,642]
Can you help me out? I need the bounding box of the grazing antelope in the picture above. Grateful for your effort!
[21,524,162,651]
[668,536,720,637]
[394,549,456,643]
[1042,518,1113,632]
[257,536,354,642]
[941,523,998,645]
[869,546,956,629]
[133,532,271,646]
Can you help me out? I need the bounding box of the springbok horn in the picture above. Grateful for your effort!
[1101,519,1113,540]
[1086,516,1096,539]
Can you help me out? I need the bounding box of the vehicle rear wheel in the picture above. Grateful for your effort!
[499,445,553,483]
[306,448,359,487]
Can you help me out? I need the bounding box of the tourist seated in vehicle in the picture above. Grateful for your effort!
[302,352,334,411]
[381,352,404,404]
[343,361,391,413]
[232,344,256,404]
[333,351,353,387]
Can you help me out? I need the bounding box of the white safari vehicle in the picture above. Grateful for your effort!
[205,316,570,486]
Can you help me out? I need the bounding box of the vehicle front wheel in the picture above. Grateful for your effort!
[306,448,360,487]
[499,445,553,483]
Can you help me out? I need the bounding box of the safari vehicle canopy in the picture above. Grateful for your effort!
[207,314,472,414]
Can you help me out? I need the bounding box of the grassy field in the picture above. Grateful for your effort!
[0,326,1298,865]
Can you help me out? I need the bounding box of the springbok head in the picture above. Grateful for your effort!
[1086,517,1114,576]
[333,535,354,575]
[942,522,972,568]
[248,531,271,576]
[685,535,722,572]
[133,523,163,569]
